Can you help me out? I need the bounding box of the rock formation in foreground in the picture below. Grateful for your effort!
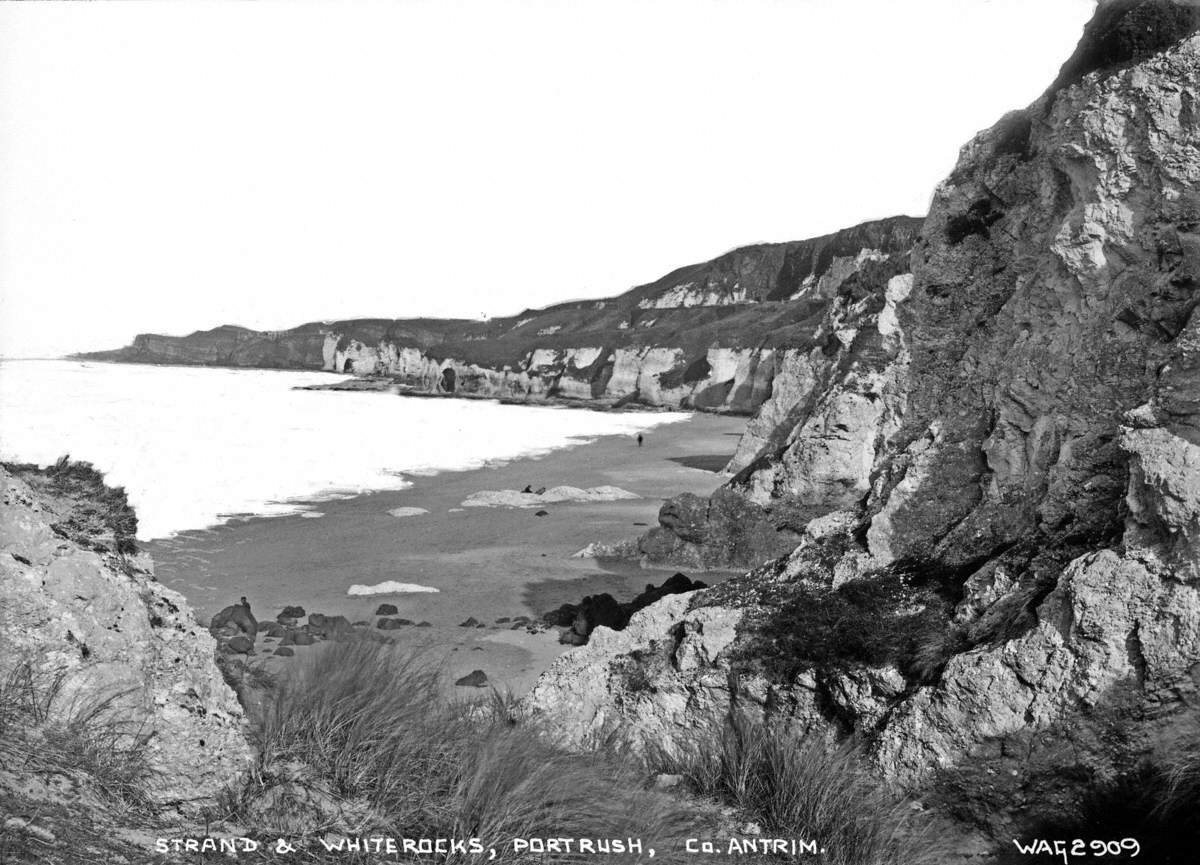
[0,462,252,811]
[81,216,920,415]
[525,0,1200,848]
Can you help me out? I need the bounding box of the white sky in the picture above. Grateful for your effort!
[0,0,1095,359]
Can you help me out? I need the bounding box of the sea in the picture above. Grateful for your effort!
[0,359,689,541]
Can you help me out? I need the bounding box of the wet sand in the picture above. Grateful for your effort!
[148,409,747,695]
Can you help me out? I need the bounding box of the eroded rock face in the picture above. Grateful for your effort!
[0,467,252,810]
[637,489,800,569]
[524,2,1200,844]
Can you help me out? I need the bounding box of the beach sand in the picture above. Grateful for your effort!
[148,410,747,695]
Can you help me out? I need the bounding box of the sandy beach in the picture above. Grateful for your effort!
[148,409,747,695]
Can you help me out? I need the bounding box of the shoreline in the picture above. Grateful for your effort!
[68,356,760,417]
[148,411,748,695]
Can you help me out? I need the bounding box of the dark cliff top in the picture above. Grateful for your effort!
[1048,0,1200,98]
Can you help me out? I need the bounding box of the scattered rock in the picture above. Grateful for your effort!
[376,618,409,630]
[535,509,549,517]
[375,603,399,616]
[417,621,432,627]
[455,670,488,688]
[279,605,305,619]
[459,617,480,627]
[308,614,352,638]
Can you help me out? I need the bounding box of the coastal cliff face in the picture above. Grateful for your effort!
[526,0,1200,844]
[82,217,921,415]
[0,464,252,811]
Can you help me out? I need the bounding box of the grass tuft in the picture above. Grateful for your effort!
[648,714,949,865]
[0,662,153,810]
[240,642,711,862]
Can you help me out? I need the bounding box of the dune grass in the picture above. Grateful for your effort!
[0,661,152,810]
[237,642,713,863]
[647,714,949,865]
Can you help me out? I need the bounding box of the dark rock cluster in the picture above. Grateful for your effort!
[543,572,707,645]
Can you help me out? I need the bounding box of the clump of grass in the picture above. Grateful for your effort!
[0,662,152,809]
[245,642,710,862]
[4,456,138,554]
[745,568,966,684]
[649,715,947,865]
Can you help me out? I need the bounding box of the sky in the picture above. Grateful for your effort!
[0,0,1096,359]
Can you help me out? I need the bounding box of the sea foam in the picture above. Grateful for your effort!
[347,581,440,596]
[0,359,689,540]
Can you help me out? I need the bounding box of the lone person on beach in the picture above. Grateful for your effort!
[637,433,644,447]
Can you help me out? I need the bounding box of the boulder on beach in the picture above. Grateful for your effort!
[534,509,549,517]
[417,621,432,627]
[377,618,410,630]
[455,670,488,688]
[211,597,257,637]
[279,605,306,619]
[274,647,295,657]
[375,603,399,616]
[459,617,480,628]
[308,614,352,638]
[283,630,315,647]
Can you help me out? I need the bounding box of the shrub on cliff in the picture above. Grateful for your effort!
[4,457,138,554]
[746,568,966,685]
[240,642,710,862]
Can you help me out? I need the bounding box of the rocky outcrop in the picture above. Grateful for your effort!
[637,258,914,568]
[636,488,801,570]
[0,465,252,810]
[524,0,1200,847]
[542,572,709,645]
[81,217,921,415]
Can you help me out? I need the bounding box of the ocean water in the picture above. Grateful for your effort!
[0,359,689,540]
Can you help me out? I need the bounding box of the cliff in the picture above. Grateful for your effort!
[80,216,921,414]
[525,0,1200,852]
[0,461,252,814]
